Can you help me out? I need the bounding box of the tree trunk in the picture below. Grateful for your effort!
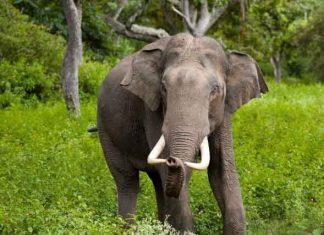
[62,0,82,118]
[270,53,281,83]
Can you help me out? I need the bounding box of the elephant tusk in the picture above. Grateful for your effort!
[184,137,210,170]
[147,135,167,164]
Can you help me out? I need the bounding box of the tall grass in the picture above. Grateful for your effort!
[0,82,323,234]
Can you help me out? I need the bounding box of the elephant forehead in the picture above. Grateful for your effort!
[163,65,212,92]
[165,34,226,64]
[168,33,195,48]
[167,33,201,55]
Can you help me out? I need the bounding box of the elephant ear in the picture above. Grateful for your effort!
[225,51,268,113]
[120,37,171,111]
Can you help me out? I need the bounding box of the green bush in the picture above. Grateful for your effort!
[0,60,59,108]
[0,1,135,107]
[0,0,64,74]
[0,58,113,108]
[79,60,110,100]
[0,1,117,107]
[0,0,65,107]
[0,1,121,107]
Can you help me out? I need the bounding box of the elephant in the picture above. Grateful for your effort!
[96,33,268,234]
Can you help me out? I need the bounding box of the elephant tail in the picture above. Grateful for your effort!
[87,126,98,133]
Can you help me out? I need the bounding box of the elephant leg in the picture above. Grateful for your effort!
[98,131,139,221]
[114,169,139,220]
[147,171,166,221]
[208,114,246,235]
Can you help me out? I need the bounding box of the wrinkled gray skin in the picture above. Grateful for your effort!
[97,33,268,234]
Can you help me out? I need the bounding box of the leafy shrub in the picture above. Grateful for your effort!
[0,0,66,107]
[10,0,142,62]
[0,58,113,108]
[0,0,65,74]
[79,60,110,99]
[296,3,324,82]
[0,1,120,107]
[128,218,181,235]
[0,60,58,108]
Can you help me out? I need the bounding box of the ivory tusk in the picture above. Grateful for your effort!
[184,137,210,170]
[147,135,167,164]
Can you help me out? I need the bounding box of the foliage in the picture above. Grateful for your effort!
[128,218,180,235]
[244,0,310,56]
[0,60,58,108]
[213,0,320,82]
[11,0,66,34]
[0,82,322,234]
[11,0,141,60]
[0,0,65,74]
[0,0,63,107]
[0,0,116,108]
[79,59,110,100]
[0,58,112,108]
[8,0,322,83]
[296,3,324,81]
[234,81,323,233]
[81,1,141,60]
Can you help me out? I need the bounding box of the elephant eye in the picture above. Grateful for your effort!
[211,84,220,95]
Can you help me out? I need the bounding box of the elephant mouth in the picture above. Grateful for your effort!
[165,157,185,198]
[147,135,210,198]
[147,135,210,170]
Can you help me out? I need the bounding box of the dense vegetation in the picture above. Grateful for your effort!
[0,0,323,234]
[1,0,323,108]
[0,82,323,234]
[0,1,120,108]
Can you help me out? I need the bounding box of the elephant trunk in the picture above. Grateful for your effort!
[165,157,185,198]
[164,129,197,198]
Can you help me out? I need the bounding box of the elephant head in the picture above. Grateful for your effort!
[121,33,268,199]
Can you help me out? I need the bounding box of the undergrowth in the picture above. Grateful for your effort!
[0,82,323,234]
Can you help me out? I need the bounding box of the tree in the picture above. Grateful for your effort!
[105,0,244,42]
[297,3,324,81]
[244,0,315,83]
[61,0,82,117]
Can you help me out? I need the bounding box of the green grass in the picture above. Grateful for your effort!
[0,81,323,234]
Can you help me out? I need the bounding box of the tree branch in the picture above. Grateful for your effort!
[195,0,211,36]
[131,24,169,38]
[106,0,243,41]
[208,5,228,29]
[196,0,243,36]
[168,0,181,8]
[171,5,194,32]
[189,4,197,26]
[112,0,127,20]
[105,0,169,42]
[105,15,168,42]
[182,0,194,32]
[182,0,190,20]
[200,0,209,17]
